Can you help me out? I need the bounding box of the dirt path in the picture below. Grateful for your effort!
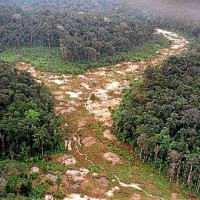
[17,30,190,200]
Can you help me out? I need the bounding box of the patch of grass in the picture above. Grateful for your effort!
[122,36,171,61]
[46,178,53,186]
[53,189,64,199]
[89,93,97,101]
[112,166,133,183]
[28,172,39,180]
[0,46,86,74]
[140,169,148,179]
[30,183,47,199]
[56,174,62,186]
[150,173,171,190]
[29,160,67,172]
[0,36,170,74]
[140,167,173,191]
[87,163,100,174]
[93,124,104,140]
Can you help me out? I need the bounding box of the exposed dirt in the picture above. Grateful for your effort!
[69,183,80,191]
[46,174,58,183]
[66,168,89,182]
[20,30,192,200]
[103,129,117,141]
[82,136,96,147]
[95,177,109,188]
[170,193,178,200]
[130,193,142,200]
[56,154,77,166]
[29,166,40,174]
[103,152,122,165]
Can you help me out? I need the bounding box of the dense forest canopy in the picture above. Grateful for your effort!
[112,51,200,192]
[0,1,157,62]
[0,61,62,159]
[1,0,200,64]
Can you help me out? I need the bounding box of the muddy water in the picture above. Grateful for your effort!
[17,30,189,200]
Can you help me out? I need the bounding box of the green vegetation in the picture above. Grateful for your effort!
[87,163,100,174]
[29,160,67,173]
[0,61,65,199]
[112,52,200,193]
[93,124,104,140]
[53,189,64,199]
[0,159,48,199]
[0,37,169,74]
[0,47,84,74]
[0,61,64,198]
[0,160,32,197]
[0,1,159,64]
[0,61,63,159]
[114,166,133,183]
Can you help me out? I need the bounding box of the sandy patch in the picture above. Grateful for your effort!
[86,96,121,126]
[53,79,63,85]
[130,193,142,200]
[82,136,96,147]
[170,193,178,200]
[105,98,121,109]
[106,81,120,90]
[66,91,83,99]
[36,79,43,84]
[93,71,106,76]
[53,91,63,95]
[95,177,109,188]
[78,75,86,79]
[103,152,121,165]
[45,194,54,200]
[103,130,117,140]
[116,70,125,75]
[48,75,60,79]
[66,168,89,181]
[81,83,91,90]
[54,95,65,101]
[122,80,130,87]
[105,186,120,197]
[123,62,132,65]
[61,74,72,79]
[59,86,69,90]
[125,65,139,73]
[89,108,111,123]
[64,194,105,200]
[77,120,86,129]
[69,183,80,190]
[30,166,40,174]
[57,155,77,165]
[62,107,77,114]
[46,174,58,182]
[115,176,142,191]
[86,85,122,126]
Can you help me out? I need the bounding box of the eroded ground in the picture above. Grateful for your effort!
[17,30,192,200]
